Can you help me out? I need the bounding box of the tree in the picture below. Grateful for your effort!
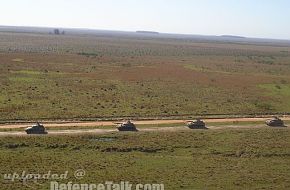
[54,29,60,35]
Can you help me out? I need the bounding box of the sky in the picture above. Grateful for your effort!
[1,0,290,39]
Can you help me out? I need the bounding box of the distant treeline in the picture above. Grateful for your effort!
[50,29,65,35]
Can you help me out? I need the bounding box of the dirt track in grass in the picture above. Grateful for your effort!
[0,126,258,136]
[0,117,289,136]
[1,116,290,129]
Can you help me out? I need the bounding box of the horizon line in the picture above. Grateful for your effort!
[0,24,290,41]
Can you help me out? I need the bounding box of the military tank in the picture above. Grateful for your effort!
[25,122,48,134]
[266,117,285,127]
[115,120,138,131]
[187,119,208,129]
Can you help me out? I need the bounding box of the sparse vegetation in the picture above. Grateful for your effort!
[0,32,290,120]
[1,129,290,190]
[0,29,290,190]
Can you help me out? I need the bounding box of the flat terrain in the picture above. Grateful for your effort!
[1,32,290,120]
[2,116,290,129]
[0,124,288,137]
[0,116,290,132]
[1,30,290,190]
[1,128,290,190]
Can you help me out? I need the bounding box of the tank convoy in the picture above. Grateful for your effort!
[186,119,207,129]
[25,122,48,134]
[266,116,285,127]
[115,120,138,131]
[20,116,286,135]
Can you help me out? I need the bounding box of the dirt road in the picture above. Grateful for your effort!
[0,120,183,129]
[1,116,290,129]
[0,124,288,137]
[0,117,289,136]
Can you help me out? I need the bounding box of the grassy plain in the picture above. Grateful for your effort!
[1,129,290,190]
[1,32,290,190]
[0,32,290,120]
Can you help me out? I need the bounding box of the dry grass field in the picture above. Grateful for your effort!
[1,129,290,190]
[1,31,290,190]
[0,32,290,120]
